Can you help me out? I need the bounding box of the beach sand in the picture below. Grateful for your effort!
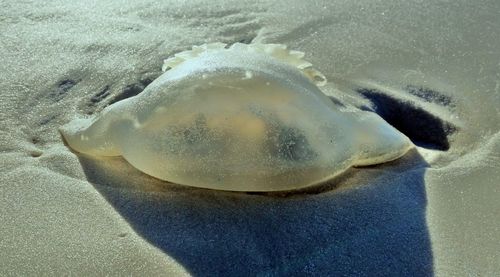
[1,0,499,275]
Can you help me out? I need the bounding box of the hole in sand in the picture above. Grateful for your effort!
[49,78,80,101]
[58,79,77,92]
[89,85,111,104]
[108,78,154,105]
[357,88,457,151]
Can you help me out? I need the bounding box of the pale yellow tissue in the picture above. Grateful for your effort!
[60,43,412,191]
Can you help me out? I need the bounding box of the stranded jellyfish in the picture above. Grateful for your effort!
[60,43,412,191]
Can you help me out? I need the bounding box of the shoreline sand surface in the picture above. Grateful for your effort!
[1,0,499,275]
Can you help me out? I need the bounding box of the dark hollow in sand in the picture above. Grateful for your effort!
[358,87,457,151]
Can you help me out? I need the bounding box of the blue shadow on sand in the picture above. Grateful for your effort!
[79,147,433,276]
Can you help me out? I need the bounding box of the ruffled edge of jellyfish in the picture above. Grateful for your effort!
[162,42,327,86]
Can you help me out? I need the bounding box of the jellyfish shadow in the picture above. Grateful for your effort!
[78,147,433,276]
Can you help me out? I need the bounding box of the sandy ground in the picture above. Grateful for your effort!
[1,0,499,276]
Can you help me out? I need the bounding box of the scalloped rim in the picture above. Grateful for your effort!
[162,42,327,86]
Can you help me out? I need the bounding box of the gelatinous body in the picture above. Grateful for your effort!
[60,43,412,191]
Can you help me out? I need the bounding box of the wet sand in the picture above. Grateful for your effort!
[1,0,499,275]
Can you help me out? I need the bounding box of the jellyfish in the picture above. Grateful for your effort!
[60,42,412,191]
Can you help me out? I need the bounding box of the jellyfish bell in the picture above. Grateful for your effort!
[60,43,412,191]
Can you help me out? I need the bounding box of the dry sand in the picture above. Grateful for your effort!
[1,0,499,276]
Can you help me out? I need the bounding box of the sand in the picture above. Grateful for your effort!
[1,0,499,276]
